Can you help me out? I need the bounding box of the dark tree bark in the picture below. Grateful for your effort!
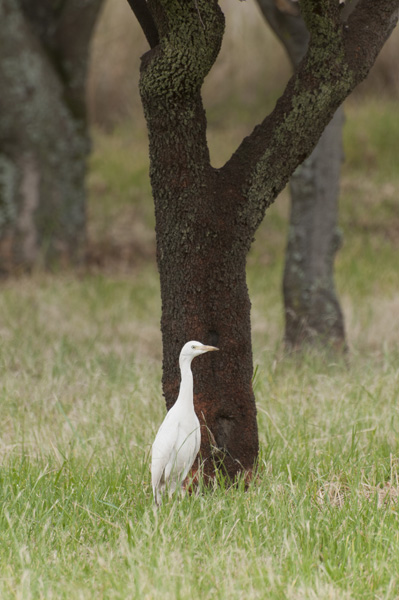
[0,0,104,271]
[256,0,347,350]
[130,0,399,479]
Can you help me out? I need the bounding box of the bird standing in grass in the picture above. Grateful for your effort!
[151,340,219,505]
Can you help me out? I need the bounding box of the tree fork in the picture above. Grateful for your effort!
[131,0,399,481]
[137,0,259,479]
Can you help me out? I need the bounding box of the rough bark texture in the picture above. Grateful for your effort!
[0,0,103,271]
[133,0,399,479]
[137,0,258,478]
[256,0,347,350]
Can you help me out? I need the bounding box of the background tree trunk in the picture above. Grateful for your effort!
[0,0,103,272]
[283,108,346,349]
[256,0,347,350]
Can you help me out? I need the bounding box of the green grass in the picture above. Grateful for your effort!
[0,290,398,598]
[344,100,399,183]
[0,98,398,598]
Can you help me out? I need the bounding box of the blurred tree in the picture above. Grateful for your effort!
[128,0,398,480]
[0,0,104,271]
[256,0,349,351]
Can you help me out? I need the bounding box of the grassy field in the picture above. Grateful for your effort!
[0,98,398,598]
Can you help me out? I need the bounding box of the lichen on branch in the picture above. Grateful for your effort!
[141,0,224,101]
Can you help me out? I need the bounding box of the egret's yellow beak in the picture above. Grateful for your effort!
[203,345,219,352]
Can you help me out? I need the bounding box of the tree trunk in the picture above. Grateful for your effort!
[131,0,398,479]
[0,0,103,272]
[139,3,258,479]
[256,0,347,350]
[283,108,346,349]
[156,175,259,478]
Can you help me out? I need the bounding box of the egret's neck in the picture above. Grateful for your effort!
[176,357,194,409]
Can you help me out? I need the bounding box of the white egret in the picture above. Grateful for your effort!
[151,340,219,505]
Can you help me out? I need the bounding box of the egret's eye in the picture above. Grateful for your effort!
[191,345,196,349]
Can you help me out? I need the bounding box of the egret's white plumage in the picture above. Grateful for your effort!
[151,340,219,505]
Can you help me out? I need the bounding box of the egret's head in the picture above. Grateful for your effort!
[180,340,219,362]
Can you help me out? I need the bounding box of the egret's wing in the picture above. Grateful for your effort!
[178,424,201,483]
[151,412,179,496]
[151,410,201,504]
[165,425,191,477]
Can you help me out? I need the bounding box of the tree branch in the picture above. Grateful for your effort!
[16,0,104,120]
[126,0,159,48]
[255,0,309,65]
[138,0,225,199]
[300,0,341,31]
[344,0,399,73]
[0,0,63,139]
[222,0,398,234]
[53,0,104,117]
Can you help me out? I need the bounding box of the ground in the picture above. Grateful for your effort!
[0,98,398,598]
